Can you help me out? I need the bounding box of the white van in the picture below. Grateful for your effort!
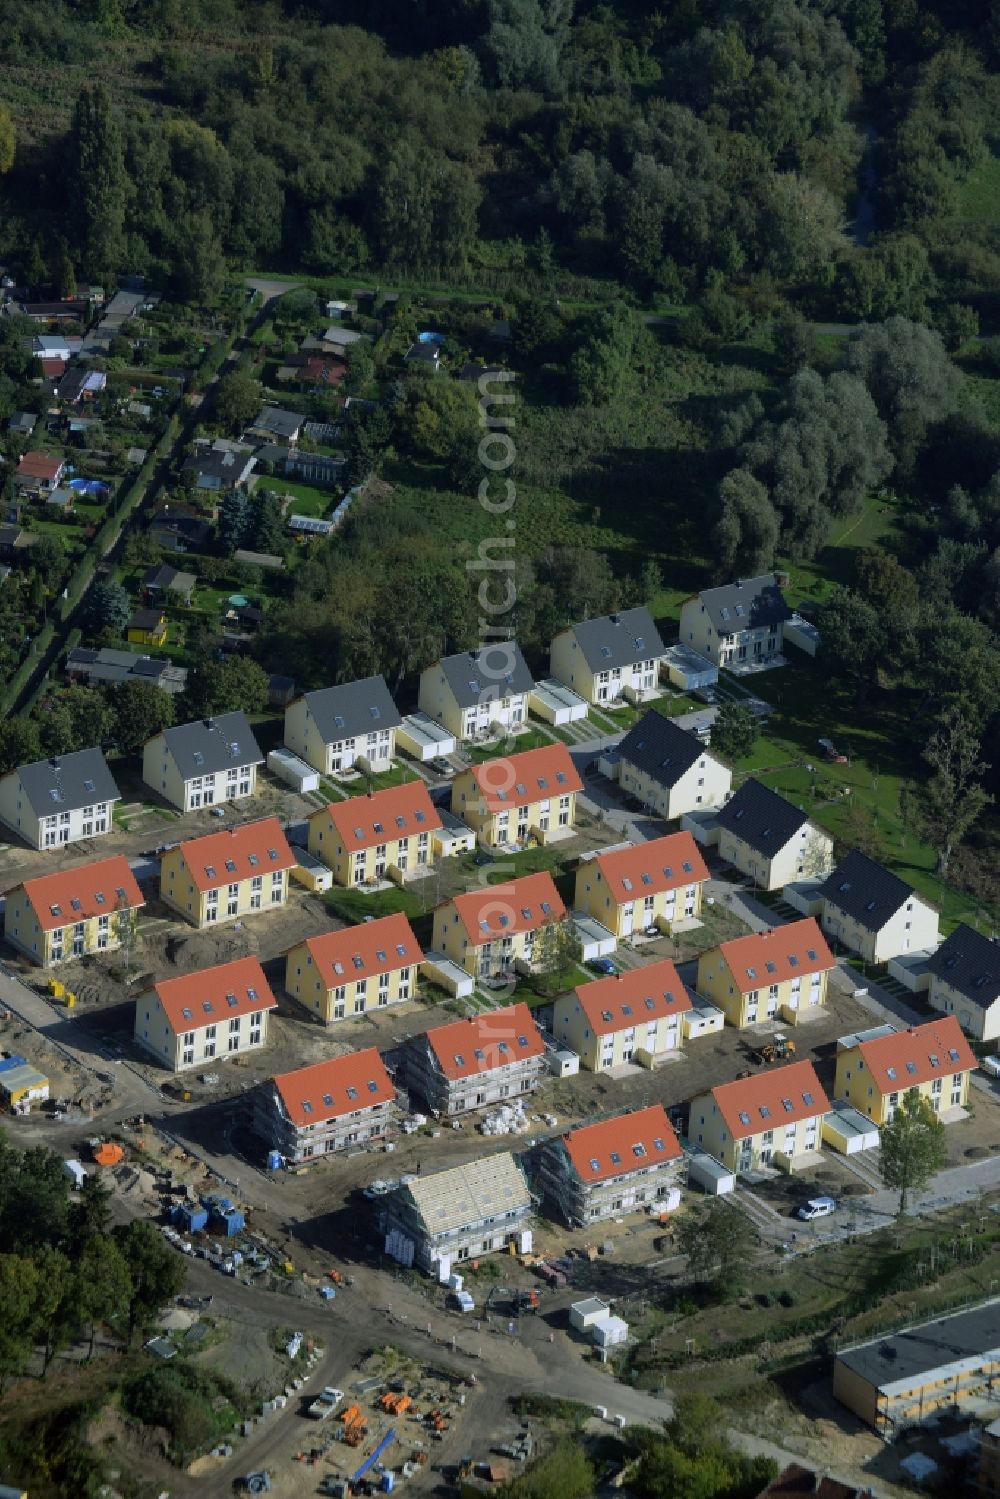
[796,1196,836,1221]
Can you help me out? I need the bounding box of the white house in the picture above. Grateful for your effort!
[926,924,1000,1042]
[0,748,121,851]
[678,574,791,670]
[818,851,940,965]
[616,708,731,820]
[283,676,401,776]
[713,778,833,892]
[142,711,263,812]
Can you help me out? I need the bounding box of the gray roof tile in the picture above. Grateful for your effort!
[435,645,534,711]
[696,574,791,635]
[618,709,705,787]
[926,922,1000,1007]
[158,712,263,782]
[14,747,120,817]
[301,676,401,744]
[715,778,808,857]
[819,850,914,932]
[564,607,664,673]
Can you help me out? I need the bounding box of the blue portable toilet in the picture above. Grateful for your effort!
[381,1472,395,1493]
[267,1150,283,1171]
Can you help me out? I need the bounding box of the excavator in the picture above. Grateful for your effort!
[756,1033,796,1065]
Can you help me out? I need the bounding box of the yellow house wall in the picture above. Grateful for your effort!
[695,951,830,1028]
[284,942,417,1024]
[574,864,703,938]
[417,668,465,739]
[452,776,577,849]
[4,886,134,967]
[283,698,329,773]
[160,850,289,928]
[834,1049,970,1124]
[549,632,598,703]
[832,1360,879,1429]
[308,810,434,887]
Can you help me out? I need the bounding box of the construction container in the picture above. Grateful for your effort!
[381,1473,395,1492]
[267,1151,283,1171]
[173,1203,208,1234]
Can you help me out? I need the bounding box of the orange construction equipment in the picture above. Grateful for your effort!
[379,1392,412,1415]
[339,1405,362,1425]
[327,1268,345,1285]
[93,1142,125,1167]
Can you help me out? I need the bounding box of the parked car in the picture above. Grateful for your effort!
[209,806,227,818]
[795,1196,836,1221]
[430,757,453,776]
[589,957,618,975]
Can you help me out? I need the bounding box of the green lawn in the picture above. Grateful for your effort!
[255,476,334,520]
[778,494,901,611]
[464,728,553,762]
[323,883,425,923]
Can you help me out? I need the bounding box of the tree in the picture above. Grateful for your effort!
[74,1235,131,1356]
[32,1246,74,1375]
[675,1199,757,1297]
[72,1173,113,1251]
[711,701,760,760]
[84,578,130,639]
[213,372,261,435]
[821,587,889,706]
[68,85,127,278]
[171,209,227,306]
[0,1254,39,1389]
[533,918,583,979]
[112,680,175,753]
[0,106,14,176]
[0,717,42,776]
[903,709,991,876]
[845,318,961,476]
[114,1220,186,1344]
[185,656,269,718]
[879,1090,947,1216]
[343,339,375,396]
[934,302,979,353]
[218,489,253,553]
[498,1438,593,1499]
[250,491,284,555]
[30,533,66,582]
[712,469,779,578]
[772,312,820,373]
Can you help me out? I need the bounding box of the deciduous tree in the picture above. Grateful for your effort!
[675,1199,757,1297]
[879,1090,947,1216]
[113,680,175,753]
[710,701,760,761]
[902,709,991,876]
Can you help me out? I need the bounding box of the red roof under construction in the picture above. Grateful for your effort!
[561,1104,681,1185]
[273,1047,395,1128]
[423,1003,544,1082]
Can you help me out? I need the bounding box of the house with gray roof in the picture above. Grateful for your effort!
[283,675,401,776]
[142,564,196,604]
[142,711,264,813]
[8,411,37,437]
[0,747,121,851]
[418,644,534,740]
[246,405,306,446]
[65,646,188,695]
[382,1151,534,1279]
[712,778,833,892]
[818,850,939,965]
[617,709,732,821]
[185,438,256,493]
[927,923,1000,1041]
[549,606,664,706]
[679,574,791,671]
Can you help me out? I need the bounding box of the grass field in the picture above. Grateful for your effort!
[255,476,333,520]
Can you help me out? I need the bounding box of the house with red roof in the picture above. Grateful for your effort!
[431,870,566,980]
[253,1047,396,1163]
[696,918,835,1028]
[159,817,296,927]
[14,450,66,494]
[689,1059,831,1173]
[538,1104,682,1225]
[553,959,714,1072]
[284,912,423,1025]
[307,781,442,887]
[834,1015,976,1126]
[574,832,709,940]
[4,854,144,967]
[405,1002,545,1116]
[449,742,582,848]
[134,955,276,1072]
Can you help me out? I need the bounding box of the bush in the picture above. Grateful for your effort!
[777,1289,796,1307]
[122,1362,240,1462]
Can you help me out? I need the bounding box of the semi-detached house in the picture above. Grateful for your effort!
[538,1104,682,1225]
[0,747,121,852]
[817,850,940,965]
[713,778,833,891]
[552,960,693,1072]
[431,870,566,980]
[253,1048,396,1163]
[834,1016,976,1125]
[617,709,732,820]
[695,918,835,1029]
[926,924,1000,1042]
[450,741,582,848]
[4,854,144,967]
[418,644,534,741]
[134,955,276,1072]
[549,606,664,706]
[678,574,791,669]
[142,711,263,813]
[283,675,401,776]
[284,911,423,1024]
[689,1059,831,1173]
[406,1002,545,1116]
[573,831,709,939]
[159,817,296,927]
[307,782,442,887]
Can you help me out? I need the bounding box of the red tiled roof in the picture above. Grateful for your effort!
[709,1059,830,1140]
[715,918,834,993]
[41,359,66,379]
[20,854,144,934]
[273,1047,395,1128]
[561,1104,681,1185]
[451,870,565,945]
[152,955,276,1035]
[176,816,296,893]
[468,742,582,813]
[573,959,691,1036]
[854,1015,976,1092]
[424,1002,544,1082]
[299,912,423,989]
[300,355,346,384]
[317,782,442,854]
[591,831,709,903]
[17,451,64,482]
